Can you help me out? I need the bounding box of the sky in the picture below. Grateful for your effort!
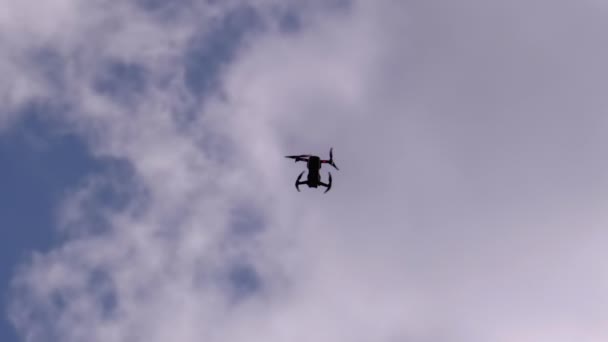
[1,0,608,341]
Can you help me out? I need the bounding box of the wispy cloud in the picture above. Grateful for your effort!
[4,0,608,341]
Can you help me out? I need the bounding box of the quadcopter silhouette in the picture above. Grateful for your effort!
[285,148,339,193]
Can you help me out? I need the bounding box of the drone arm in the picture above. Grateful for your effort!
[286,156,310,163]
[321,172,332,193]
[321,160,339,170]
[295,171,305,192]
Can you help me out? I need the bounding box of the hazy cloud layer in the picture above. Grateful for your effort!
[3,0,608,341]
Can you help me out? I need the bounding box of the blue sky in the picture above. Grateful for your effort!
[0,114,100,341]
[2,1,608,341]
[0,3,279,340]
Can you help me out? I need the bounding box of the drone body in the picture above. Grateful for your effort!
[285,148,339,193]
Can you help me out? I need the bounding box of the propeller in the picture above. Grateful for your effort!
[286,155,310,163]
[328,148,339,170]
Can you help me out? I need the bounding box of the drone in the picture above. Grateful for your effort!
[285,148,339,193]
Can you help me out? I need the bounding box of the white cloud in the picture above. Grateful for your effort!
[5,0,608,341]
